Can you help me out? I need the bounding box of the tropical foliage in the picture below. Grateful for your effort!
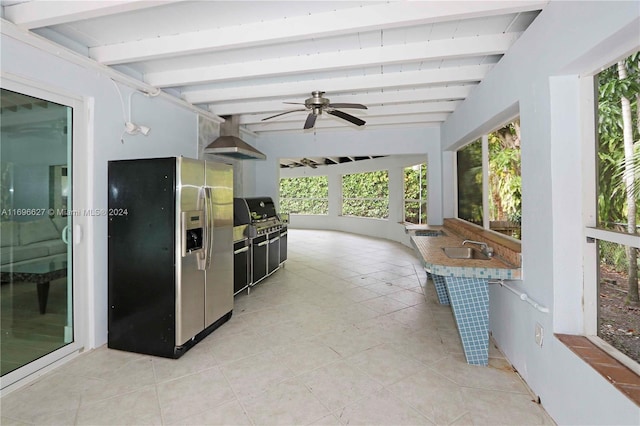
[597,53,639,227]
[404,163,428,224]
[597,52,639,305]
[488,121,522,223]
[456,139,484,225]
[456,124,522,239]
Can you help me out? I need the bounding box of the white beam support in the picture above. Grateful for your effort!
[211,86,473,116]
[0,18,224,124]
[359,113,450,125]
[183,65,491,105]
[4,1,183,29]
[89,1,546,65]
[147,34,518,87]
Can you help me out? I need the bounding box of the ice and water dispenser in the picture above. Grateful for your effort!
[182,210,204,256]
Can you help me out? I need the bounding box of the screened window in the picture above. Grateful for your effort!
[404,163,427,224]
[591,53,640,364]
[342,170,389,219]
[456,122,522,240]
[456,139,483,225]
[489,121,522,239]
[279,176,328,215]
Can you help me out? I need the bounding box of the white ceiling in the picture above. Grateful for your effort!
[1,1,546,135]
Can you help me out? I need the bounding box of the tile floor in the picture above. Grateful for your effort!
[1,229,555,425]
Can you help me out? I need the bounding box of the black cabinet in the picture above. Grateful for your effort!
[279,227,288,264]
[252,234,268,284]
[233,239,249,295]
[267,231,280,274]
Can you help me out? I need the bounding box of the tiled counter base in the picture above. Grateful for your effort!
[431,274,490,365]
[410,233,520,367]
[431,274,449,305]
[439,275,490,365]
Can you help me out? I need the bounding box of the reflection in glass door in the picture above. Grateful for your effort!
[0,89,73,376]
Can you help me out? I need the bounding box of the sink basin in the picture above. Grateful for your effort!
[442,247,490,260]
[415,230,446,237]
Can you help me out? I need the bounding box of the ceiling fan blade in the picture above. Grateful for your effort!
[303,113,317,129]
[283,102,306,105]
[327,103,367,110]
[328,109,366,126]
[261,109,306,121]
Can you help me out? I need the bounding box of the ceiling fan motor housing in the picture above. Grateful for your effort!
[306,91,330,113]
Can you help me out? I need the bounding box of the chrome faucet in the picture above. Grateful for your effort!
[462,240,494,257]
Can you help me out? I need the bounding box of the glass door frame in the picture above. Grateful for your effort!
[0,72,90,393]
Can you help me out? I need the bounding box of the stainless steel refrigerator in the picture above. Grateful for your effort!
[108,157,233,358]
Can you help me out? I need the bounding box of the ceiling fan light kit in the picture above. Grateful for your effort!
[262,91,367,129]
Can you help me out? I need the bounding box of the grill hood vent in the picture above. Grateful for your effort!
[204,115,266,160]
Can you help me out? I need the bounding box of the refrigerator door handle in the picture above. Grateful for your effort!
[196,188,208,270]
[205,187,215,270]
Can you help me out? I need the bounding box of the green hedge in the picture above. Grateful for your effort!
[280,176,328,214]
[279,165,428,222]
[342,171,389,218]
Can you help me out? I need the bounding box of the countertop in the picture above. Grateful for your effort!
[411,233,521,280]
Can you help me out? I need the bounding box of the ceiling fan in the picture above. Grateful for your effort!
[262,91,367,129]
[298,158,318,168]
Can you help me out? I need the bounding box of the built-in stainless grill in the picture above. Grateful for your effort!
[233,197,286,288]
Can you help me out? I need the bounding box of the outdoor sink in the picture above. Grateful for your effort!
[442,247,491,260]
[415,230,446,237]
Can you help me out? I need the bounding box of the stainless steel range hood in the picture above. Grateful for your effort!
[204,115,266,160]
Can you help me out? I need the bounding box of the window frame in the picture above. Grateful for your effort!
[582,68,640,374]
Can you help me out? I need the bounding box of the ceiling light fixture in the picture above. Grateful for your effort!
[124,121,150,136]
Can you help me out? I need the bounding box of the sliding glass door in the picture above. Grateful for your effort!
[0,78,84,390]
